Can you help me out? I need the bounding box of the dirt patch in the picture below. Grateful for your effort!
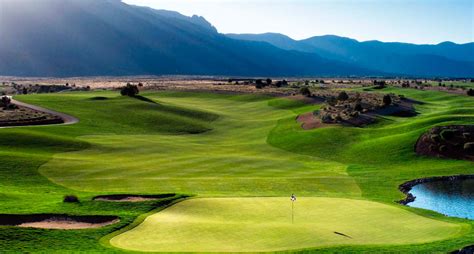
[416,125,474,161]
[0,104,63,127]
[93,194,175,202]
[296,112,325,130]
[0,214,119,230]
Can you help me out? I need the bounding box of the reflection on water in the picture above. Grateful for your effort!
[409,179,474,220]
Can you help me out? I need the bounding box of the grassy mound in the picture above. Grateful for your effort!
[111,197,465,252]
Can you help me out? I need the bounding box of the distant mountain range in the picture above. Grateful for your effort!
[227,33,474,78]
[0,0,472,77]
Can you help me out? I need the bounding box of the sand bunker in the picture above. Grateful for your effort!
[93,194,175,202]
[0,214,119,230]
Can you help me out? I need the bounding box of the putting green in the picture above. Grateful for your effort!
[110,197,465,252]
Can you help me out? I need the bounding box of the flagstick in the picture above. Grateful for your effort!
[292,201,294,224]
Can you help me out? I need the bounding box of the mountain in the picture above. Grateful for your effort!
[227,33,474,77]
[0,0,372,77]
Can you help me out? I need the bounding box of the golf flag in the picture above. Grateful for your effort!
[291,194,296,224]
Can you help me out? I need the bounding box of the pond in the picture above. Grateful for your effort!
[408,178,474,220]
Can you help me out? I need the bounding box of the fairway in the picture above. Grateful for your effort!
[37,94,358,196]
[111,197,465,252]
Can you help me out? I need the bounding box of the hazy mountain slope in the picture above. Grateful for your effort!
[0,0,372,77]
[228,33,474,77]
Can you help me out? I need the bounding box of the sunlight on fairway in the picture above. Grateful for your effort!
[39,95,359,196]
[110,197,465,252]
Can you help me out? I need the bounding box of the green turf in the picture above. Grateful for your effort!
[37,93,357,197]
[110,197,466,252]
[0,88,473,253]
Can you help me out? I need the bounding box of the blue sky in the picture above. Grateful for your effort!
[123,0,473,44]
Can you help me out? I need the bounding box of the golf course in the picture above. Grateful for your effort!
[1,87,474,253]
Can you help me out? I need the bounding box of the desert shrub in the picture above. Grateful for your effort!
[430,134,440,143]
[327,96,337,106]
[383,94,392,106]
[321,113,333,123]
[467,89,474,96]
[354,103,363,112]
[255,83,263,89]
[63,195,80,203]
[373,80,386,89]
[440,129,457,141]
[350,111,360,117]
[1,96,11,107]
[337,91,349,101]
[120,83,139,97]
[464,143,474,151]
[266,78,272,86]
[300,87,311,97]
[439,145,447,153]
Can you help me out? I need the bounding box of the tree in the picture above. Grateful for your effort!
[22,87,28,95]
[337,91,349,101]
[467,89,474,96]
[383,94,392,106]
[300,87,311,97]
[120,83,139,97]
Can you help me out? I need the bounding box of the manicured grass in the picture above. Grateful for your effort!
[110,197,465,252]
[36,93,356,197]
[1,89,473,253]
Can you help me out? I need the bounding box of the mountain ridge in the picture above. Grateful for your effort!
[0,0,472,77]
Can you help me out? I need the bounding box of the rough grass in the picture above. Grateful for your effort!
[110,197,466,253]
